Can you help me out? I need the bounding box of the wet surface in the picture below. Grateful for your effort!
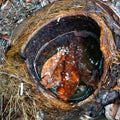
[40,31,103,102]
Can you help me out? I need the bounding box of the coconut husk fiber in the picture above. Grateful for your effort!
[0,0,120,120]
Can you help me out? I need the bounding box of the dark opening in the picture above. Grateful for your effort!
[23,15,103,102]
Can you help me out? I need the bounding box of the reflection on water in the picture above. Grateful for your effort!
[40,31,103,102]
